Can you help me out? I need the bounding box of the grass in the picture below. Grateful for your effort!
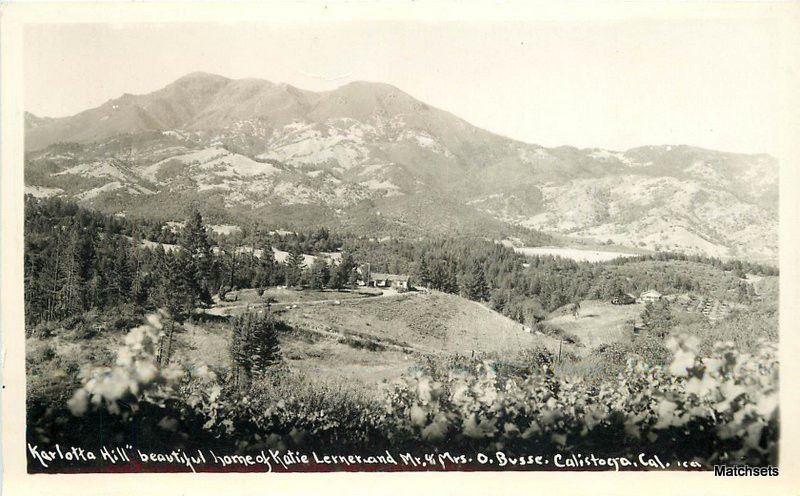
[182,289,565,390]
[281,290,561,356]
[210,287,382,317]
[514,245,638,263]
[545,300,644,353]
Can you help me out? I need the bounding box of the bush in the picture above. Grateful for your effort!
[109,304,143,331]
[630,332,670,365]
[533,321,581,345]
[516,345,555,369]
[29,314,778,470]
[383,335,778,466]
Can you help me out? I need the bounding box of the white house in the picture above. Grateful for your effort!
[367,273,411,290]
[640,289,663,303]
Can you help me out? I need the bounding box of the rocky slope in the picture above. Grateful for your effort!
[24,72,779,261]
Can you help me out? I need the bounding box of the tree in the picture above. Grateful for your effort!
[347,267,360,289]
[463,258,489,301]
[309,258,331,290]
[219,240,239,291]
[444,261,460,294]
[414,255,431,288]
[230,311,282,391]
[331,253,357,290]
[152,251,194,323]
[284,245,305,287]
[641,300,673,338]
[429,262,446,291]
[181,210,214,306]
[255,241,278,288]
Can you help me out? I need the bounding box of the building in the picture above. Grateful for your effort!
[367,273,411,290]
[639,289,663,303]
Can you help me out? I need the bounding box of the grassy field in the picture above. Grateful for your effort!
[179,289,564,389]
[208,287,382,316]
[513,246,638,263]
[280,290,558,354]
[544,300,644,352]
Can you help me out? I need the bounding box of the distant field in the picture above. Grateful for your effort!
[208,287,382,316]
[514,245,638,263]
[545,300,644,352]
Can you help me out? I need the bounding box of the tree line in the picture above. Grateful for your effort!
[25,196,770,332]
[24,196,363,327]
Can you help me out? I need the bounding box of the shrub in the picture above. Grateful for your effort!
[383,334,778,466]
[630,332,671,365]
[533,322,581,345]
[30,315,778,470]
[516,345,555,370]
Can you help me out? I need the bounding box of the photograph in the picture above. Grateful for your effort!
[3,3,797,486]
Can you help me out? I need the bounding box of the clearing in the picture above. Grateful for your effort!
[544,300,644,352]
[180,289,562,388]
[513,245,637,263]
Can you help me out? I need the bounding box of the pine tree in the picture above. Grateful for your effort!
[181,210,214,306]
[309,258,330,290]
[415,255,431,288]
[284,244,305,287]
[331,253,356,290]
[256,241,278,287]
[230,311,282,391]
[154,251,194,323]
[108,239,133,305]
[464,258,489,301]
[57,226,85,317]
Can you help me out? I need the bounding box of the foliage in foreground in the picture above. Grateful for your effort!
[30,313,778,469]
[385,336,777,465]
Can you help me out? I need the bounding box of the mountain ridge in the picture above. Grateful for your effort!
[24,72,779,262]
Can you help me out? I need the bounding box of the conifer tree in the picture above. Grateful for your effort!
[257,240,278,287]
[58,226,85,317]
[284,244,305,287]
[309,258,330,290]
[230,311,282,391]
[181,210,214,306]
[464,258,489,301]
[415,255,431,288]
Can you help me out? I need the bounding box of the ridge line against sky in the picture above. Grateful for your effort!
[23,19,789,155]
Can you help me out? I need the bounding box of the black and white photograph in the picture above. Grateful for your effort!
[2,1,799,492]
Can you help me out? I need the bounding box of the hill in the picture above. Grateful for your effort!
[544,300,644,352]
[181,288,561,387]
[24,72,778,260]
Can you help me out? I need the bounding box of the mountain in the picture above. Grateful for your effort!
[24,72,779,261]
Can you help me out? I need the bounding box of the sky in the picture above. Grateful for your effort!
[23,17,789,155]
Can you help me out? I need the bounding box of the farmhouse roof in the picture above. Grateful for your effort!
[370,273,410,282]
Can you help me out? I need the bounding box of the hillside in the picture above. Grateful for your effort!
[180,288,561,387]
[24,72,778,261]
[545,300,644,352]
